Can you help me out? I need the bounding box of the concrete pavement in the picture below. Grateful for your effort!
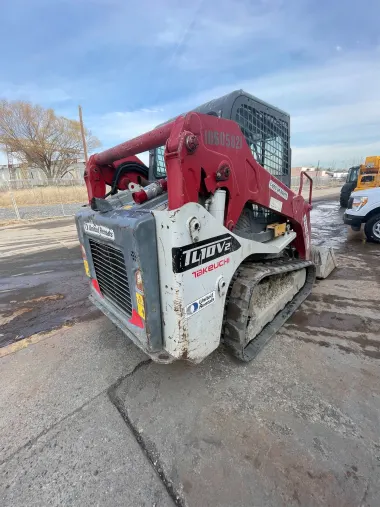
[0,318,174,506]
[0,318,147,462]
[2,394,173,507]
[111,201,380,506]
[1,219,175,506]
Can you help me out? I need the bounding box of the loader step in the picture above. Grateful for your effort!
[223,259,316,362]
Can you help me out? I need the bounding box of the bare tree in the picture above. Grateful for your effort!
[0,100,101,179]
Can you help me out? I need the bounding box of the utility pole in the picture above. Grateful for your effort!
[6,145,16,180]
[78,105,88,163]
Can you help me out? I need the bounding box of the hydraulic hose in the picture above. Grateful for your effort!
[105,161,149,198]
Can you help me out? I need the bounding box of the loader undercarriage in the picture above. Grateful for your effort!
[223,259,316,362]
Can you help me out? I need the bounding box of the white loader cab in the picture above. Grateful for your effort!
[344,187,380,243]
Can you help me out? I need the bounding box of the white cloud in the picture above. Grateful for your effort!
[291,100,380,139]
[31,0,322,75]
[93,109,165,140]
[88,48,380,168]
[87,108,167,166]
[292,141,380,168]
[3,0,378,172]
[0,83,71,104]
[153,0,339,72]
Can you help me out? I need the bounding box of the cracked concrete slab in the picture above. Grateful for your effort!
[113,338,380,507]
[0,318,147,462]
[112,201,380,506]
[1,394,174,507]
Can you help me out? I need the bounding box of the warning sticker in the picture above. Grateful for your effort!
[83,259,91,277]
[136,293,145,320]
[269,180,289,200]
[185,291,216,318]
[303,215,310,250]
[269,196,283,213]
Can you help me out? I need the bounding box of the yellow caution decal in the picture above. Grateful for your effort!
[83,260,91,277]
[136,293,146,320]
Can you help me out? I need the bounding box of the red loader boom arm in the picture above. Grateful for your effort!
[85,112,312,259]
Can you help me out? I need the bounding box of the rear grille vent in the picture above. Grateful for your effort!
[89,239,132,317]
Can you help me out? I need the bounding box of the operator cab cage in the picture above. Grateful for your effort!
[149,89,291,188]
[346,166,360,183]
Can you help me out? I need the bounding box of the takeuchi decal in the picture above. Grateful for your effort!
[192,257,230,278]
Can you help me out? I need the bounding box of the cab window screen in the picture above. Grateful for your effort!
[154,146,166,178]
[235,104,289,179]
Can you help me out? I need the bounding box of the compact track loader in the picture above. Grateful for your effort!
[76,90,336,363]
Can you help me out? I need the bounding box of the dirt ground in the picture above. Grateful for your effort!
[1,195,380,507]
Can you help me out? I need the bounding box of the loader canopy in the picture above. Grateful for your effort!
[150,90,291,188]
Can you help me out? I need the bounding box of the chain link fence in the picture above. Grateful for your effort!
[0,174,344,222]
[290,174,345,189]
[0,179,87,222]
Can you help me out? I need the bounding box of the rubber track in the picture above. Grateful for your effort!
[223,259,316,362]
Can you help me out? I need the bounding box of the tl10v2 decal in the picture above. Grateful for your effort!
[172,233,241,273]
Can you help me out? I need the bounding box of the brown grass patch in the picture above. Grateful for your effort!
[0,186,87,207]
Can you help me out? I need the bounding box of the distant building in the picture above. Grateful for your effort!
[291,166,330,177]
[325,170,348,179]
[291,166,316,177]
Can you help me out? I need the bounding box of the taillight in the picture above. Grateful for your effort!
[92,279,103,297]
[129,309,144,328]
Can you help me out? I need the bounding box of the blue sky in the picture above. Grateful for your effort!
[1,0,380,168]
